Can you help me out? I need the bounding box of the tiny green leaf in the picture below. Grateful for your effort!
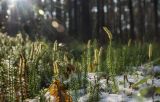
[132,76,151,88]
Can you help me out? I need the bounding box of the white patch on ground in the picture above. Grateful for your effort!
[25,66,160,102]
[24,99,39,102]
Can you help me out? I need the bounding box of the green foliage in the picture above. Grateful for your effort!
[0,33,160,101]
[132,76,152,88]
[139,86,160,97]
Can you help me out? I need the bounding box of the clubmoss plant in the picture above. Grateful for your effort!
[104,26,119,93]
[1,32,160,101]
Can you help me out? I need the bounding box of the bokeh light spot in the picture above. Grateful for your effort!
[52,21,59,28]
[39,9,45,15]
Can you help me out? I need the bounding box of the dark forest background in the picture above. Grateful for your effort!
[0,0,160,43]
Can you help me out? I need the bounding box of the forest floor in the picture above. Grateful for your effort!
[25,66,160,102]
[1,33,160,102]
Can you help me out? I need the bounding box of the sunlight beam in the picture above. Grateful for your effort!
[9,0,19,4]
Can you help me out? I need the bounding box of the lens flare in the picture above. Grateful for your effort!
[39,9,45,15]
[52,21,59,28]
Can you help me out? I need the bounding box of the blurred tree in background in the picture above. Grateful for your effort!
[0,0,160,43]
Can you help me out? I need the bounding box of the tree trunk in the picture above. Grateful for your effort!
[138,0,145,42]
[153,0,159,41]
[118,0,123,41]
[97,0,105,43]
[68,0,74,36]
[56,0,62,21]
[128,0,135,40]
[73,0,78,34]
[80,0,92,41]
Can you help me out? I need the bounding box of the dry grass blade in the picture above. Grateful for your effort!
[148,43,152,60]
[103,27,112,40]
